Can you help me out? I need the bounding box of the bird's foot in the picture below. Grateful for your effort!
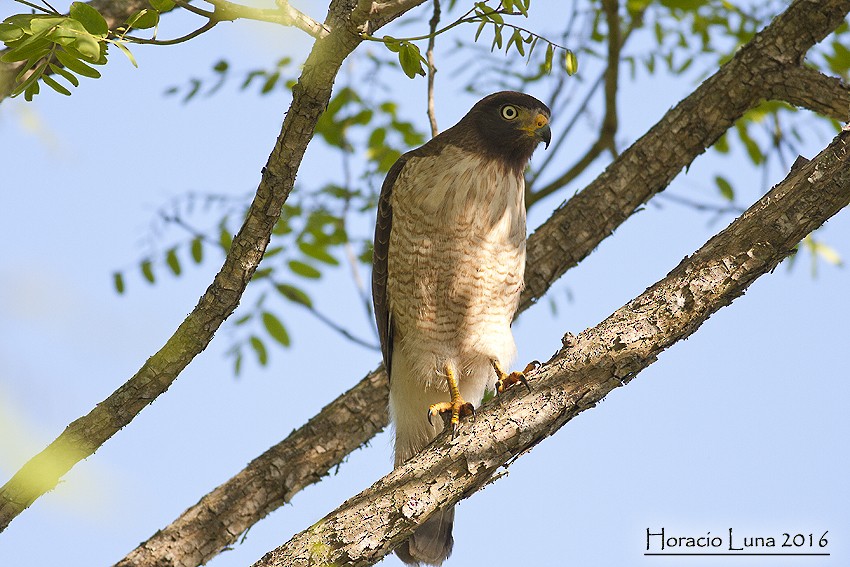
[492,360,539,394]
[428,365,474,438]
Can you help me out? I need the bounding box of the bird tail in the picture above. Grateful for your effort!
[395,505,455,566]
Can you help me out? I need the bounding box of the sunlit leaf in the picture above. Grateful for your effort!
[69,2,108,36]
[565,49,578,75]
[262,311,291,346]
[54,49,101,78]
[114,41,138,67]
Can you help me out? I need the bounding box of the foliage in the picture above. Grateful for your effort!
[0,0,176,99]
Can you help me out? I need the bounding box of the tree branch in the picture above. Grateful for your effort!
[425,0,441,138]
[0,0,426,535]
[112,2,850,566]
[764,63,850,121]
[253,129,850,567]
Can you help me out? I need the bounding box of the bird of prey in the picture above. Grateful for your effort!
[372,91,551,566]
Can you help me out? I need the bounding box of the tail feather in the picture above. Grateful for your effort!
[395,506,455,566]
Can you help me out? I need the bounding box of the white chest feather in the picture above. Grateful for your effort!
[387,145,526,387]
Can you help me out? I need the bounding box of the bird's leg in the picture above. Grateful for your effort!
[492,360,538,394]
[428,364,475,439]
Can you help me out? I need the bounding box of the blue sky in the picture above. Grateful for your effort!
[0,2,848,566]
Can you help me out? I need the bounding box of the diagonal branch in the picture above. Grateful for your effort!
[254,129,850,567]
[114,2,850,566]
[0,0,426,535]
[763,63,850,121]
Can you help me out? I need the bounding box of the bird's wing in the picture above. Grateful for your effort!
[372,155,408,379]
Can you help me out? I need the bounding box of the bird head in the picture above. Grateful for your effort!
[461,91,551,172]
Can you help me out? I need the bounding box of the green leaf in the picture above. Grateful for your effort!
[23,79,39,101]
[252,267,273,281]
[250,336,268,365]
[398,42,425,79]
[212,59,228,73]
[114,41,138,67]
[42,73,72,96]
[0,23,25,42]
[113,271,125,294]
[298,241,339,265]
[126,9,159,30]
[150,0,177,11]
[262,312,291,347]
[28,17,67,36]
[54,48,101,78]
[714,175,734,201]
[73,33,101,61]
[275,283,313,308]
[812,241,843,266]
[565,49,578,75]
[166,247,181,275]
[1,36,50,63]
[234,350,243,376]
[234,313,252,326]
[11,60,47,97]
[141,259,155,283]
[49,63,80,87]
[190,237,203,263]
[69,2,108,36]
[261,71,280,94]
[219,226,233,251]
[288,259,321,279]
[542,43,554,73]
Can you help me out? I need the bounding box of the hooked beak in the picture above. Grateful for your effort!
[536,122,552,149]
[524,111,551,149]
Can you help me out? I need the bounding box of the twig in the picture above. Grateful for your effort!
[426,0,441,137]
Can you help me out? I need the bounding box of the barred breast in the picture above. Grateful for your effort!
[387,144,526,392]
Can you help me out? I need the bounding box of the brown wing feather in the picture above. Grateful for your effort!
[372,155,407,378]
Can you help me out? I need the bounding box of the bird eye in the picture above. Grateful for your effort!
[500,105,518,120]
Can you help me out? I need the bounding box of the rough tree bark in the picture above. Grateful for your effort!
[0,0,428,534]
[116,1,850,565]
[254,128,850,567]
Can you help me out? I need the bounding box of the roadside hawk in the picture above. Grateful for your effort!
[372,91,551,565]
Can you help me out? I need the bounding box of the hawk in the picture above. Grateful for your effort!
[372,91,551,565]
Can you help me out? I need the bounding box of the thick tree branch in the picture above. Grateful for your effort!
[0,0,425,535]
[764,63,850,121]
[255,129,850,567]
[114,2,850,565]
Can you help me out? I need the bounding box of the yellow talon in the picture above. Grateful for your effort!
[492,360,537,394]
[428,365,474,438]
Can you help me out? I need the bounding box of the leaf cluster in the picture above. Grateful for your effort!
[0,0,175,99]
